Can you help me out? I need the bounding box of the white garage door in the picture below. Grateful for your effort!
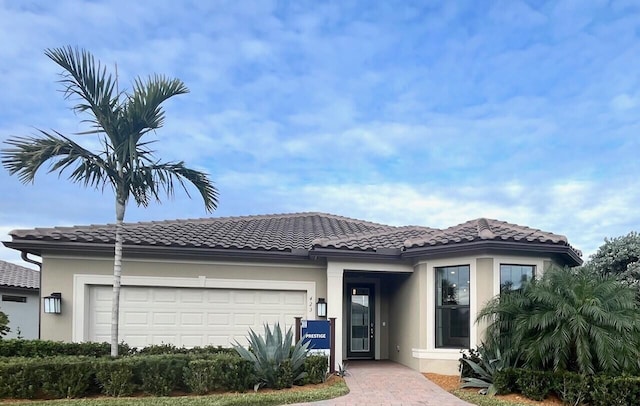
[89,286,306,348]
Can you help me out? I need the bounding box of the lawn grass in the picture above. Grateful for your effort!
[4,379,349,406]
[452,390,531,406]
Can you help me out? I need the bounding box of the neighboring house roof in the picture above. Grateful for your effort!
[0,260,39,290]
[4,212,582,265]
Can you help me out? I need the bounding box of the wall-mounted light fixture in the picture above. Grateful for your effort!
[316,297,327,318]
[44,293,62,314]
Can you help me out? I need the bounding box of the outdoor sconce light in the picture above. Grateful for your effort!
[44,293,62,314]
[316,298,327,318]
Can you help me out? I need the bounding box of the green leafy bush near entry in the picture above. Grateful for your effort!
[515,369,552,401]
[590,375,640,406]
[94,357,137,397]
[183,355,253,394]
[303,355,329,384]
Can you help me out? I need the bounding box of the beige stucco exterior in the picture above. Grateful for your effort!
[39,251,563,375]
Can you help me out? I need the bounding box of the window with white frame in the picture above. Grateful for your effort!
[500,264,535,293]
[435,265,470,348]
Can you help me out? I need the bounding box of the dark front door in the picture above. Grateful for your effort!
[347,284,375,359]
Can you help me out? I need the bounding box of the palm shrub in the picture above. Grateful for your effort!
[233,323,310,390]
[479,266,640,375]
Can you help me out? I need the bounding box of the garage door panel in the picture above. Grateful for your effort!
[207,313,229,325]
[153,289,176,302]
[89,286,306,348]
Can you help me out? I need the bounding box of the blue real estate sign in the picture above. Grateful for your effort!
[301,320,330,354]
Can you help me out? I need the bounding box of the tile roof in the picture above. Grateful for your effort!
[6,213,581,261]
[9,212,390,252]
[0,260,39,289]
[314,226,438,251]
[404,218,573,249]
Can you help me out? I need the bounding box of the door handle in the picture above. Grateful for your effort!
[370,323,374,338]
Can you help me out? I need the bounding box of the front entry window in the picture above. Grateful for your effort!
[350,287,370,352]
[436,265,470,348]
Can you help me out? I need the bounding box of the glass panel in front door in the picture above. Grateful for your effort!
[350,287,370,352]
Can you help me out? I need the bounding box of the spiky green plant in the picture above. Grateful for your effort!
[233,323,310,390]
[460,343,510,396]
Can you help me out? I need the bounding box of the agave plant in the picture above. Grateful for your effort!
[233,323,310,390]
[460,343,510,396]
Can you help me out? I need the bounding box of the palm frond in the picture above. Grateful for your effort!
[127,161,218,211]
[44,46,120,140]
[1,131,113,188]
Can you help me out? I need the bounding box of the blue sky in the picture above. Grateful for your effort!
[1,0,639,267]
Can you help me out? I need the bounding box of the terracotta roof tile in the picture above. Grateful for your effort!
[0,260,39,289]
[9,212,390,252]
[404,218,580,254]
[314,226,438,251]
[8,213,581,259]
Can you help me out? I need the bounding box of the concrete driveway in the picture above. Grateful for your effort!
[293,360,473,405]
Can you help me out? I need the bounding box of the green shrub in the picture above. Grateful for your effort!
[94,357,137,397]
[183,354,252,394]
[276,359,294,389]
[554,371,591,406]
[590,375,640,406]
[492,368,518,395]
[515,369,553,401]
[135,354,188,396]
[38,356,95,398]
[0,339,133,358]
[304,355,329,384]
[233,323,310,390]
[183,359,213,395]
[0,358,40,398]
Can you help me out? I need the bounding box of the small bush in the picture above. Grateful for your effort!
[590,375,640,406]
[94,357,137,397]
[515,369,553,401]
[493,368,518,395]
[0,358,40,399]
[276,359,294,389]
[304,355,329,384]
[184,354,253,394]
[135,355,188,396]
[554,371,591,406]
[38,356,95,398]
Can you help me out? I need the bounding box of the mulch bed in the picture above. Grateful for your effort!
[424,373,563,405]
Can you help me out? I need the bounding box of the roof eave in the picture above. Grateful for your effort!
[3,240,314,262]
[402,240,583,266]
[309,247,402,262]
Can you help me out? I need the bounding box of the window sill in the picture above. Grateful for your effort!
[412,348,463,360]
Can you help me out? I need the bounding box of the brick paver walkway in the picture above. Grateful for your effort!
[292,360,472,405]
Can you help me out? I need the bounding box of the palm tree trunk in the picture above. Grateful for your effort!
[111,196,126,357]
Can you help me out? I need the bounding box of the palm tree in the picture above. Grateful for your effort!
[1,46,218,356]
[479,266,640,374]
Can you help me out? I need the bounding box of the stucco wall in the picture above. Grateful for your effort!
[387,264,424,370]
[0,288,39,339]
[40,254,326,342]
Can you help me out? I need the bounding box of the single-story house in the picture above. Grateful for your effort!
[0,260,40,339]
[3,212,581,373]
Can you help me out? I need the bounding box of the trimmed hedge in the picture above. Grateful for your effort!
[0,339,133,358]
[303,355,329,384]
[494,368,640,405]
